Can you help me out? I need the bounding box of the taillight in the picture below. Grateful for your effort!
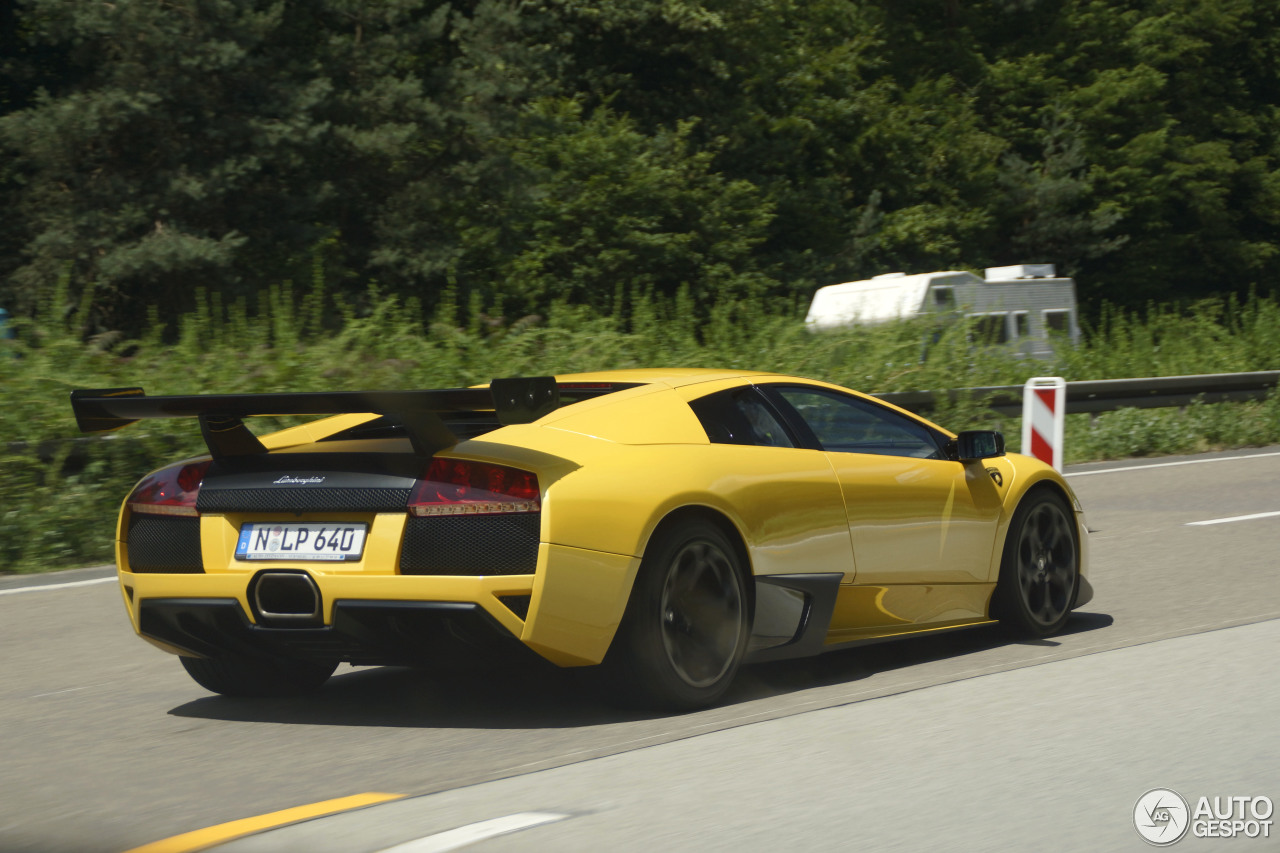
[408,458,540,516]
[127,460,211,517]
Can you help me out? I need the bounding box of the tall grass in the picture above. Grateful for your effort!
[3,284,1279,572]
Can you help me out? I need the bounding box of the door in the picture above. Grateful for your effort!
[762,385,1003,585]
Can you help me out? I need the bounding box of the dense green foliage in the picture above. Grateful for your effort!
[3,0,1280,332]
[4,289,1280,572]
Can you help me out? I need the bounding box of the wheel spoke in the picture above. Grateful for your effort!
[1036,594,1057,622]
[1021,523,1044,561]
[1018,564,1036,593]
[669,549,706,600]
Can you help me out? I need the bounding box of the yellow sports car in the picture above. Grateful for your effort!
[71,369,1091,709]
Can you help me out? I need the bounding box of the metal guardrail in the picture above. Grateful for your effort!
[874,371,1280,418]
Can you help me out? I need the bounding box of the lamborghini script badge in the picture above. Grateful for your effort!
[273,476,326,485]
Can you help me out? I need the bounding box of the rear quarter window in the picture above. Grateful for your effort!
[689,388,796,448]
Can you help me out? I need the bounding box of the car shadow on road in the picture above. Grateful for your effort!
[168,655,645,729]
[168,611,1114,730]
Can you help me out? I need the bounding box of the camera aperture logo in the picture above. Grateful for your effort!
[1135,789,1190,846]
[1135,788,1274,845]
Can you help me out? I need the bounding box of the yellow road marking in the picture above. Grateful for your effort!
[123,792,405,853]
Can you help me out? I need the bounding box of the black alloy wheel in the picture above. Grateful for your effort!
[993,489,1080,637]
[605,518,750,710]
[660,538,746,689]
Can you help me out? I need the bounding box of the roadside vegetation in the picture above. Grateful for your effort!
[4,284,1280,573]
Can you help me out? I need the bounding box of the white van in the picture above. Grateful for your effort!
[805,264,1080,358]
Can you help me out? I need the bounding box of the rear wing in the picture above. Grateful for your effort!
[69,378,559,458]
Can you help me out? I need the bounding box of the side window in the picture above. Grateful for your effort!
[769,387,943,459]
[1043,309,1071,334]
[968,312,1010,344]
[689,388,795,448]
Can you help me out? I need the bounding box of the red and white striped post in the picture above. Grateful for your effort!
[1021,376,1066,471]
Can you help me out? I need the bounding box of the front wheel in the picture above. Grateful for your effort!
[180,654,337,697]
[992,489,1080,637]
[605,518,750,710]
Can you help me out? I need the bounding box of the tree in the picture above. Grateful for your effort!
[973,0,1280,303]
[0,0,460,332]
[454,97,774,313]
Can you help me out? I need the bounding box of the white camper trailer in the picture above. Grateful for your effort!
[805,264,1080,358]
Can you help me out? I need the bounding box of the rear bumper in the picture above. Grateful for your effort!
[138,597,528,666]
[118,540,641,668]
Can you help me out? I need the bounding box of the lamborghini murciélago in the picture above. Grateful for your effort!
[71,369,1091,709]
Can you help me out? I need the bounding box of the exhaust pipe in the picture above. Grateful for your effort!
[250,571,322,624]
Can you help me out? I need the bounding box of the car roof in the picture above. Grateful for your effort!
[549,368,952,440]
[554,368,788,389]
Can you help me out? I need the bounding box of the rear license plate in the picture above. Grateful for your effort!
[235,522,368,562]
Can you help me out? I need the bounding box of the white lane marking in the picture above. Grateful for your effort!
[1187,510,1280,527]
[374,812,571,853]
[0,577,115,596]
[1066,450,1280,477]
[32,684,106,699]
[31,681,95,696]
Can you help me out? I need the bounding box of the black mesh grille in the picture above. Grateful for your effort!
[400,513,540,576]
[499,594,532,620]
[127,515,204,573]
[197,487,411,513]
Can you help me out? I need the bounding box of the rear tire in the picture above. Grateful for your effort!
[180,655,336,697]
[604,518,750,710]
[992,489,1079,637]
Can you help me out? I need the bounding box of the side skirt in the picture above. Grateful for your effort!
[745,575,999,664]
[819,618,998,655]
[745,574,842,664]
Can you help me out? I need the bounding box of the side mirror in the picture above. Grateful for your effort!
[952,430,1005,461]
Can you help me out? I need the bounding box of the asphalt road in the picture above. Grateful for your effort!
[2,447,1279,852]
